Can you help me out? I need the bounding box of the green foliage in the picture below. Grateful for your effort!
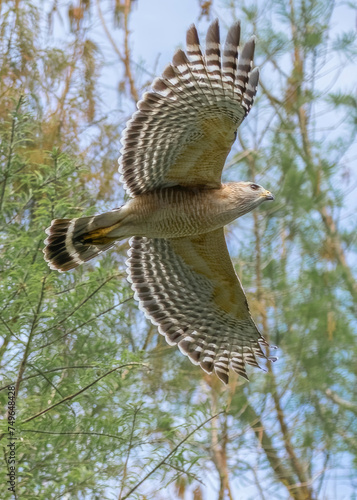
[1,0,356,499]
[0,97,211,499]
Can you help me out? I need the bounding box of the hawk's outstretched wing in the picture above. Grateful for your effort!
[119,20,259,197]
[126,229,271,383]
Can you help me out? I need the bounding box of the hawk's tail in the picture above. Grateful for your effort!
[43,208,125,272]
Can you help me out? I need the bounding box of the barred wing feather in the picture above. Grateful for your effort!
[119,20,259,197]
[126,229,270,383]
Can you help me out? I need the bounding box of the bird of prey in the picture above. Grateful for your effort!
[44,20,276,384]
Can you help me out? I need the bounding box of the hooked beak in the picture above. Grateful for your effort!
[264,190,274,201]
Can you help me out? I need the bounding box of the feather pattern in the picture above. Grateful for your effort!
[43,209,123,271]
[119,19,259,197]
[126,230,276,384]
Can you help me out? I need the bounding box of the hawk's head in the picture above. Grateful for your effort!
[225,181,274,217]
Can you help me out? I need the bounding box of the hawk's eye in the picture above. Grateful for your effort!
[250,184,259,191]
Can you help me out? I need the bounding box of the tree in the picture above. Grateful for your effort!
[1,0,356,498]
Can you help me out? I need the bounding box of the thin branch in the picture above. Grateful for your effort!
[15,276,46,393]
[161,461,204,485]
[37,275,118,337]
[239,396,308,500]
[120,412,224,500]
[118,405,141,499]
[0,315,17,363]
[123,0,139,102]
[0,276,47,442]
[20,429,125,442]
[51,46,76,128]
[209,391,233,500]
[26,363,66,399]
[96,0,139,103]
[270,378,312,496]
[96,0,124,61]
[0,365,99,392]
[0,95,23,212]
[25,363,76,419]
[325,389,357,413]
[37,296,133,350]
[19,362,149,425]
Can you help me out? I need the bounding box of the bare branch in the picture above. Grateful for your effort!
[118,405,141,499]
[96,0,139,103]
[325,389,357,413]
[120,412,224,500]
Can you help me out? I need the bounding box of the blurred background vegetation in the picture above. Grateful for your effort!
[0,0,356,498]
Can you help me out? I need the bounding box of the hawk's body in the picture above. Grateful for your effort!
[44,20,276,384]
[81,183,270,243]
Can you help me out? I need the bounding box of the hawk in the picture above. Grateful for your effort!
[44,20,276,384]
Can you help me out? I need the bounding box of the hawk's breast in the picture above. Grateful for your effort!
[125,185,237,239]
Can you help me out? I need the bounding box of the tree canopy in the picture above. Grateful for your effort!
[0,0,356,498]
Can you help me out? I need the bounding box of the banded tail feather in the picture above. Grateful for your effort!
[44,208,124,272]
